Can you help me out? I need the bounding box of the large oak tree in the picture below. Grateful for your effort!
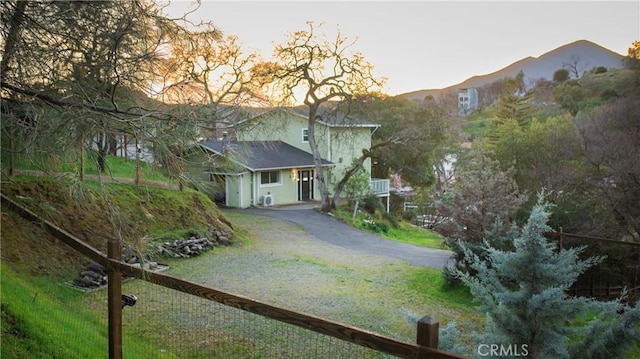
[260,22,385,212]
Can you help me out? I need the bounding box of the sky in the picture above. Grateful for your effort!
[162,1,640,96]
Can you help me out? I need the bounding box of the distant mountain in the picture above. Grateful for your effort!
[401,40,625,101]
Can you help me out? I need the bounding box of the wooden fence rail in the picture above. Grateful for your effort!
[2,192,466,359]
[545,228,640,301]
[545,229,640,248]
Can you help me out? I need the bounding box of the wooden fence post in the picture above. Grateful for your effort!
[417,315,439,352]
[107,240,123,359]
[558,227,563,251]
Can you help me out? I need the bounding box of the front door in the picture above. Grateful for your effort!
[298,170,313,201]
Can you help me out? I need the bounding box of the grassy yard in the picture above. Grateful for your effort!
[5,151,172,183]
[382,221,447,249]
[161,211,481,347]
[332,207,447,250]
[3,179,637,357]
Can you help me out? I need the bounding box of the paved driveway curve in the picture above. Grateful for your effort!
[234,205,453,269]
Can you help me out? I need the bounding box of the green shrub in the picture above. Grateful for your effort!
[361,214,389,233]
[382,211,399,229]
[362,194,384,214]
[402,210,415,222]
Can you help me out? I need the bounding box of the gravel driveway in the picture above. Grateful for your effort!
[239,204,453,269]
[160,205,478,348]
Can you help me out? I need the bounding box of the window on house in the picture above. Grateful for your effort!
[260,171,280,185]
[302,128,309,143]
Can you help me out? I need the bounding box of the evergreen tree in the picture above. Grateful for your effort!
[457,197,640,359]
[494,93,532,128]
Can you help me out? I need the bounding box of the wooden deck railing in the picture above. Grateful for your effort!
[370,178,390,195]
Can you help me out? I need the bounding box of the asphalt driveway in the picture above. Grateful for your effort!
[236,204,453,269]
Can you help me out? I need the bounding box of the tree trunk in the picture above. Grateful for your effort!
[96,131,107,173]
[108,133,117,156]
[0,1,28,82]
[80,148,86,182]
[97,148,107,174]
[331,151,370,208]
[307,108,332,212]
[135,135,142,185]
[9,136,16,177]
[2,1,28,178]
[80,143,85,181]
[123,135,128,161]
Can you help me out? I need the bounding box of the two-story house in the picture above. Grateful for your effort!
[198,107,389,209]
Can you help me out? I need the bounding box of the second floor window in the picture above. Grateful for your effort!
[302,128,309,143]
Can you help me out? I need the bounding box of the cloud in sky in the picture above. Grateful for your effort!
[163,1,639,95]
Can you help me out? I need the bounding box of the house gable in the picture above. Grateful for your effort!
[232,108,379,185]
[234,109,313,154]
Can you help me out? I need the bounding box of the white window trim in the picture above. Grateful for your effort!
[260,170,282,187]
[302,128,309,143]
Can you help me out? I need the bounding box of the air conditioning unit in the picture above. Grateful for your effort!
[263,194,274,207]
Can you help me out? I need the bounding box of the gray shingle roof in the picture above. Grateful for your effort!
[292,106,379,128]
[199,140,334,171]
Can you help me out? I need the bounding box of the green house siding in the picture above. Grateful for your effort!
[254,169,295,206]
[236,111,339,160]
[225,174,242,208]
[237,112,313,154]
[326,126,373,190]
[236,110,374,194]
[201,108,378,208]
[217,169,319,208]
[224,173,255,208]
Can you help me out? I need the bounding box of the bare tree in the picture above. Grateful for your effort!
[563,55,589,79]
[262,22,385,211]
[577,89,640,239]
[434,148,527,243]
[434,148,527,279]
[155,32,262,108]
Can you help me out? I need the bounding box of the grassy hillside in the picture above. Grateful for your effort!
[1,175,234,357]
[1,176,232,278]
[461,68,636,140]
[1,262,181,359]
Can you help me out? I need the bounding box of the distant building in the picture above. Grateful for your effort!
[458,88,478,115]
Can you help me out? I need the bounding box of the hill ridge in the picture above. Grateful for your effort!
[401,39,625,101]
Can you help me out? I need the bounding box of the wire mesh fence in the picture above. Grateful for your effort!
[80,280,395,358]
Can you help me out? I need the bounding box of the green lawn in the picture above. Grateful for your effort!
[381,221,447,249]
[332,207,447,250]
[4,151,172,183]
